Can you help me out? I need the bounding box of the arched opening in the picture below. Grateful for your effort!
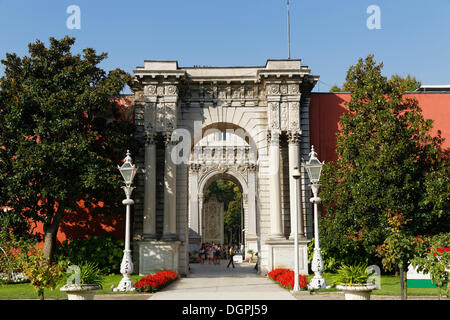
[202,177,243,247]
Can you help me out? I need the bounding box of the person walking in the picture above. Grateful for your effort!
[208,244,213,264]
[199,244,206,264]
[227,244,235,268]
[214,244,221,265]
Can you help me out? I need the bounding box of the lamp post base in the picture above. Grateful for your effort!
[308,274,329,290]
[113,275,136,292]
[113,249,135,292]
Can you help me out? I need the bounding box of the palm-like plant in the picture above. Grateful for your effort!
[334,263,371,286]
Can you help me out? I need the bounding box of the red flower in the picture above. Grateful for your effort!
[134,270,179,293]
[268,268,307,290]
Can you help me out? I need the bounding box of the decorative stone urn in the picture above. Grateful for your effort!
[336,284,377,300]
[60,284,102,300]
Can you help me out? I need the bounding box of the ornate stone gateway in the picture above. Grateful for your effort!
[202,195,224,245]
[130,60,318,276]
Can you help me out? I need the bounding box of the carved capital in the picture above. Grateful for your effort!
[144,127,156,146]
[163,131,178,146]
[189,163,202,173]
[247,163,257,172]
[267,129,281,145]
[287,130,302,144]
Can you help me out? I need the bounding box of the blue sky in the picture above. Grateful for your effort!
[0,0,449,92]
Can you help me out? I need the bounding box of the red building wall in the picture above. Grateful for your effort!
[309,93,450,163]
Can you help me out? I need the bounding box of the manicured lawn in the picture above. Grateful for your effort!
[307,273,443,297]
[0,274,143,300]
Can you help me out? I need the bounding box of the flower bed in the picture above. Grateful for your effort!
[268,268,307,290]
[134,270,179,293]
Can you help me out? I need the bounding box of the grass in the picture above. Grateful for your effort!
[306,273,444,297]
[0,274,143,300]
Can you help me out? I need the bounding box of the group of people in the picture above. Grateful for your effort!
[198,243,240,268]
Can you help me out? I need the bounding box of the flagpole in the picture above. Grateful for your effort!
[287,0,291,59]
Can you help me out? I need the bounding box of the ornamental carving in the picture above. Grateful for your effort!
[288,84,300,94]
[268,84,279,95]
[280,102,288,129]
[189,163,202,173]
[144,127,156,146]
[287,130,302,144]
[165,85,178,95]
[145,85,157,95]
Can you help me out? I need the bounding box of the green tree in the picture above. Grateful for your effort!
[411,233,450,299]
[330,73,421,93]
[204,179,242,243]
[329,85,343,93]
[390,74,421,92]
[0,36,139,260]
[319,55,448,268]
[376,210,423,300]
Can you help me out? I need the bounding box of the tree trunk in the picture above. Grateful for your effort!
[42,223,59,260]
[42,203,64,261]
[400,267,408,300]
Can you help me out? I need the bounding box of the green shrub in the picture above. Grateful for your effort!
[22,250,68,300]
[0,229,35,284]
[54,234,124,275]
[333,263,372,286]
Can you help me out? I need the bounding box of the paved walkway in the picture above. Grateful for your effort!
[94,262,447,300]
[148,262,295,300]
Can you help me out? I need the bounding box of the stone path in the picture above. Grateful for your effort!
[94,262,447,300]
[148,262,295,300]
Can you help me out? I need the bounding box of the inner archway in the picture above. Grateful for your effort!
[203,178,243,247]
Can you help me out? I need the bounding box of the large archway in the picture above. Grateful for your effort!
[188,127,258,260]
[132,60,317,277]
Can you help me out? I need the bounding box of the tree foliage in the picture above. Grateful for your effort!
[204,179,242,242]
[330,73,421,92]
[0,36,140,259]
[319,55,449,268]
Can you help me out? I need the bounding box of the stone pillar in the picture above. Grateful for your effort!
[188,164,201,238]
[198,193,204,242]
[162,132,177,240]
[268,129,284,239]
[288,130,304,239]
[247,164,257,237]
[143,130,156,239]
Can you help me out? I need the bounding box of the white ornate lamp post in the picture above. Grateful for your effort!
[304,146,329,290]
[291,166,301,292]
[114,150,138,292]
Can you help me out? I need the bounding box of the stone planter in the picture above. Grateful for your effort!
[336,284,377,300]
[60,284,102,300]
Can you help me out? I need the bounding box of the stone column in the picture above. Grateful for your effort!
[188,164,201,237]
[198,193,204,242]
[162,132,177,240]
[288,130,305,239]
[143,130,156,239]
[247,164,257,237]
[268,129,283,239]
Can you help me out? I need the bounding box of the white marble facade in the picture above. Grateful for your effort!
[131,59,319,276]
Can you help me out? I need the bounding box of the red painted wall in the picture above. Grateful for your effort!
[309,93,450,163]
